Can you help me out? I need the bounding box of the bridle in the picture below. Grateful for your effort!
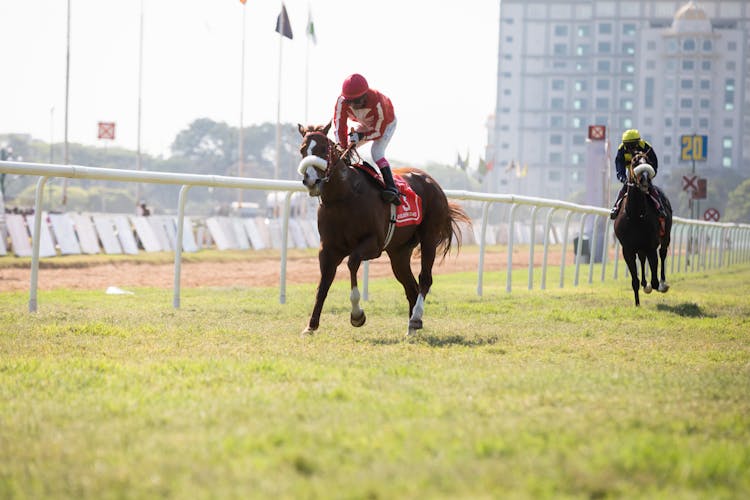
[299,131,356,180]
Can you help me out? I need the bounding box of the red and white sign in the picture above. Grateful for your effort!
[703,208,720,221]
[682,175,698,192]
[97,121,116,140]
[588,125,606,140]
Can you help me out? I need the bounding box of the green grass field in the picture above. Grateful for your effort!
[1,261,749,499]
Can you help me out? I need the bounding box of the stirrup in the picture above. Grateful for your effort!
[381,188,401,206]
[609,207,618,220]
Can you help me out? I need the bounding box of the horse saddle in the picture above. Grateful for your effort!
[351,162,423,227]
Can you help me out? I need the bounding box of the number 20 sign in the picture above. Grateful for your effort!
[680,135,708,161]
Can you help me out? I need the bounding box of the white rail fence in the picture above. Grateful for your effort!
[2,160,749,313]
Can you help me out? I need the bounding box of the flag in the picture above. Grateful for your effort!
[276,3,293,39]
[307,8,317,44]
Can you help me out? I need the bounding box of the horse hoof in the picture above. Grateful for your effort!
[644,284,652,294]
[659,283,670,293]
[409,319,423,330]
[350,311,366,327]
[301,326,317,336]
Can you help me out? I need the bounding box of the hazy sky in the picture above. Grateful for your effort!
[0,0,499,168]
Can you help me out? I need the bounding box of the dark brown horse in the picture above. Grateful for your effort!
[297,123,471,336]
[613,152,672,306]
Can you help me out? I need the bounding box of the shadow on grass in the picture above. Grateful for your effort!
[656,302,715,318]
[365,334,499,347]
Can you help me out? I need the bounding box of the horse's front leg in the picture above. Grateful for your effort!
[387,247,420,336]
[303,248,343,335]
[623,248,640,306]
[347,236,382,328]
[639,253,652,294]
[658,238,670,293]
[647,251,660,293]
[348,255,366,327]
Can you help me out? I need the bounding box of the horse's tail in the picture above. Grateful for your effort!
[437,202,472,261]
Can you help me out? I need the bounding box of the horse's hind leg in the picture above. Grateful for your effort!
[639,254,652,294]
[658,238,670,293]
[409,241,438,335]
[623,249,640,306]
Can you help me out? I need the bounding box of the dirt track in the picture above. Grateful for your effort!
[0,247,570,292]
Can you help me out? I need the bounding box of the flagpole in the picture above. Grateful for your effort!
[275,3,285,180]
[304,4,310,123]
[136,0,144,206]
[62,0,71,208]
[238,3,246,203]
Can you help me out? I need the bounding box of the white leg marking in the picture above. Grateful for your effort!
[409,294,425,323]
[350,286,363,317]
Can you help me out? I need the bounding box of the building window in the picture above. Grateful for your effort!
[623,42,635,55]
[621,118,633,129]
[700,79,710,90]
[577,26,590,37]
[597,60,611,72]
[622,62,635,73]
[699,118,709,128]
[576,45,590,56]
[549,153,562,164]
[505,36,513,43]
[554,44,567,56]
[647,41,656,50]
[727,61,736,71]
[621,80,634,92]
[598,23,612,34]
[724,118,733,127]
[551,98,564,110]
[703,40,712,51]
[621,98,633,110]
[723,157,732,167]
[598,42,612,53]
[680,79,693,90]
[725,79,735,110]
[503,89,511,95]
[574,80,587,91]
[664,155,671,164]
[645,77,654,108]
[700,99,710,109]
[551,79,565,90]
[680,98,692,109]
[623,23,636,36]
[683,39,696,51]
[728,41,737,51]
[666,60,676,71]
[502,72,511,78]
[679,117,692,127]
[723,137,733,149]
[646,60,656,70]
[596,79,610,90]
[667,40,678,53]
[701,61,711,71]
[501,107,510,113]
[554,25,568,36]
[596,97,609,109]
[571,153,582,165]
[665,118,672,127]
[664,137,672,147]
[573,99,586,110]
[572,117,583,128]
[572,135,585,145]
[551,116,564,127]
[682,60,695,71]
[550,134,563,145]
[549,170,562,181]
[554,61,567,69]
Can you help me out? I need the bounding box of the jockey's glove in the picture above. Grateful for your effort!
[348,130,361,145]
[617,173,627,183]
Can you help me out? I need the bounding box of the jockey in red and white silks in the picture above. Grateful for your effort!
[333,73,400,205]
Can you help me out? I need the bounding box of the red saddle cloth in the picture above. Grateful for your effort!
[352,163,423,227]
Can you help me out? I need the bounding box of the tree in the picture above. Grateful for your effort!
[725,178,750,223]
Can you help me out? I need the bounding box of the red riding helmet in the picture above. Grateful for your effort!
[341,74,369,99]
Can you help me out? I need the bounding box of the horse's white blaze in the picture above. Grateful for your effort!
[350,286,363,317]
[306,138,318,158]
[409,294,425,323]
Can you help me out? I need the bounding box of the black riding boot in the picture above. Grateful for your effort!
[380,166,401,206]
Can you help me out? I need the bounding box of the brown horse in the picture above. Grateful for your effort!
[613,152,672,306]
[297,122,471,336]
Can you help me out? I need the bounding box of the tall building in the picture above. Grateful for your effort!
[488,0,750,203]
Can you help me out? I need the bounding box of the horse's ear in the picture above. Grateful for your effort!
[297,123,306,137]
[323,121,332,135]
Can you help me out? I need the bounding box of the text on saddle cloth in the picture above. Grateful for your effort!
[352,163,423,227]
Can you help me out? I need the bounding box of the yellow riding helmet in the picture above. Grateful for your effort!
[622,129,641,143]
